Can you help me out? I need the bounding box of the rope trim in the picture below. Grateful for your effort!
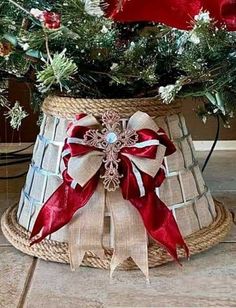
[1,201,232,270]
[42,96,182,119]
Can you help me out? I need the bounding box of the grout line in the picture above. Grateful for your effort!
[212,190,236,193]
[0,243,12,247]
[17,257,38,308]
[211,190,236,193]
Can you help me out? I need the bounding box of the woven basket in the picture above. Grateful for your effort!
[1,96,233,270]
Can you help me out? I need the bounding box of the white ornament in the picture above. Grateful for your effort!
[101,25,108,34]
[159,83,182,104]
[82,0,104,17]
[30,8,44,21]
[189,32,200,44]
[22,43,30,51]
[110,63,118,70]
[194,11,211,23]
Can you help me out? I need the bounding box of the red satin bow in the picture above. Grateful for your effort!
[30,113,189,263]
[104,0,236,30]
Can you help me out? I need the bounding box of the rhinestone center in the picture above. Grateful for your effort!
[106,132,118,144]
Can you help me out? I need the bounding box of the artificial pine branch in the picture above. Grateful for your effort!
[0,2,235,126]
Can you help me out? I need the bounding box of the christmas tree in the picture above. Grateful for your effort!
[0,0,236,128]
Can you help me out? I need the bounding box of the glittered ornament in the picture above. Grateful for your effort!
[202,0,236,31]
[42,11,61,30]
[30,8,61,30]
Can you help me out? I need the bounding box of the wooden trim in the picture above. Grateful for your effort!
[193,141,236,151]
[0,143,33,154]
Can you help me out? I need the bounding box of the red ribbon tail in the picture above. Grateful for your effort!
[30,177,98,245]
[130,191,189,263]
[30,183,71,245]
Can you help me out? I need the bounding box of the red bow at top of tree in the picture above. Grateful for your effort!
[104,0,236,30]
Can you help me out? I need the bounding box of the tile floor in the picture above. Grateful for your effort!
[0,150,236,308]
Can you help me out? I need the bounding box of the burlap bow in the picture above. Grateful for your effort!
[30,110,188,278]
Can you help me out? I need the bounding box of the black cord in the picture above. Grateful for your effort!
[0,143,33,177]
[201,115,220,173]
[0,157,31,167]
[0,153,32,159]
[0,143,34,155]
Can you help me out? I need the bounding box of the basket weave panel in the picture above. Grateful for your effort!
[16,109,216,242]
[3,95,231,269]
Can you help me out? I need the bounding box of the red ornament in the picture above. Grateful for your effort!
[30,8,61,30]
[203,0,236,30]
[42,11,61,30]
[103,0,236,30]
[104,0,200,29]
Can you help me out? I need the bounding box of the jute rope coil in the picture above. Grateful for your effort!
[1,201,232,270]
[42,96,182,119]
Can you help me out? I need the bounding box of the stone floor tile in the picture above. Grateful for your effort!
[0,167,27,194]
[213,190,236,208]
[23,243,236,308]
[24,261,109,308]
[0,247,34,308]
[0,193,19,245]
[197,151,236,191]
[106,243,236,307]
[212,191,236,243]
